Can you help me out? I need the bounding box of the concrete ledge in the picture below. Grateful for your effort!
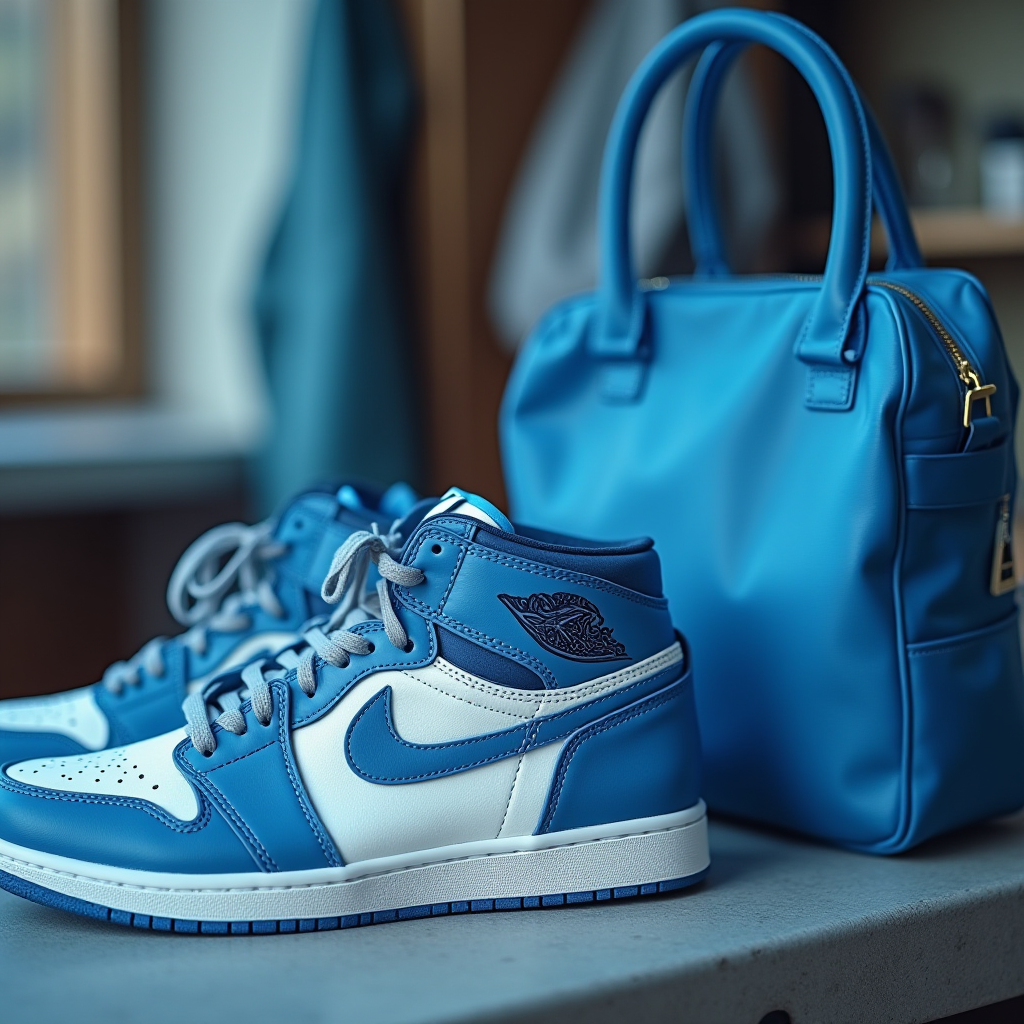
[2,811,1022,1024]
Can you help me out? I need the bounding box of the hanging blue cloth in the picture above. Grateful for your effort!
[252,0,421,513]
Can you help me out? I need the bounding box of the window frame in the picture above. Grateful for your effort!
[0,0,144,406]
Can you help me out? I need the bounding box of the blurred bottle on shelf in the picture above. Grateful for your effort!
[980,117,1024,220]
[889,85,955,207]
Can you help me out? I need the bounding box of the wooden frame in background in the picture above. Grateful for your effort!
[398,0,784,503]
[399,0,589,504]
[0,0,143,405]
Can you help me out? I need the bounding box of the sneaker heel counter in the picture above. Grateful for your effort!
[536,673,703,835]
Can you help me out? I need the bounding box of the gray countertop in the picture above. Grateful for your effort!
[2,811,1022,1024]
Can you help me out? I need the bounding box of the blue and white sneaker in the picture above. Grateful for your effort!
[0,481,422,764]
[0,488,708,933]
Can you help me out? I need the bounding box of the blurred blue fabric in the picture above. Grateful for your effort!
[252,0,421,514]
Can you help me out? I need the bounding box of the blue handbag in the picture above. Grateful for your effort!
[500,9,1024,852]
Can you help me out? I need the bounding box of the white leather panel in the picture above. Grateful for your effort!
[294,672,521,863]
[497,743,564,838]
[185,630,300,693]
[5,729,199,822]
[388,668,529,741]
[428,643,682,717]
[421,493,503,530]
[0,686,109,751]
[293,644,683,863]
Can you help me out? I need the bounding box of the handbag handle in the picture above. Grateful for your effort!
[594,9,875,406]
[683,25,922,276]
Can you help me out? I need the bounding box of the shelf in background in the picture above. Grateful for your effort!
[795,207,1024,263]
[0,403,259,514]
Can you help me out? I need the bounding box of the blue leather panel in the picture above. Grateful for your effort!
[538,675,701,834]
[305,514,384,597]
[345,662,683,784]
[479,526,664,597]
[903,612,1024,847]
[95,644,191,748]
[288,609,438,731]
[437,627,545,690]
[0,732,87,762]
[181,682,339,872]
[904,439,1011,510]
[183,600,304,683]
[0,762,257,873]
[396,521,675,690]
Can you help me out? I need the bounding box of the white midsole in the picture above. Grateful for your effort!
[0,803,708,922]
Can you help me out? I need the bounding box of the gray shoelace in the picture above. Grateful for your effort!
[183,528,423,757]
[102,521,286,695]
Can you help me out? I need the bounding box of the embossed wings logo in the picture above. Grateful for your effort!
[497,592,629,662]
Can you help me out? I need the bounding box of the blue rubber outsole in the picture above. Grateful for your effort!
[0,866,709,936]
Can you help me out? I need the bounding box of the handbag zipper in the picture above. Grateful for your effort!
[874,280,996,428]
[679,275,996,428]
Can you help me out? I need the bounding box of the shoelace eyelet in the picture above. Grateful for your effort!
[366,641,375,653]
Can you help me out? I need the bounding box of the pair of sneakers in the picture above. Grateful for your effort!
[0,485,708,934]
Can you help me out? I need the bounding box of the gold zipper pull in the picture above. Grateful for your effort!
[874,281,997,429]
[991,494,1017,596]
[964,370,997,428]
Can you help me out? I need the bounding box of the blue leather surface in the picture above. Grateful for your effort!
[538,674,701,834]
[437,627,545,690]
[0,764,257,873]
[95,644,192,749]
[905,612,1024,841]
[904,439,1011,509]
[482,527,664,597]
[394,518,676,689]
[0,732,87,761]
[683,25,922,276]
[501,10,1024,852]
[181,682,340,872]
[284,611,438,739]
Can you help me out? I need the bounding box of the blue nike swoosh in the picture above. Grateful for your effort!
[343,667,681,785]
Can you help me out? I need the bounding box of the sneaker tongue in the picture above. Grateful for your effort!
[335,482,419,521]
[421,487,514,534]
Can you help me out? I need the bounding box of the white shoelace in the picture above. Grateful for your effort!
[102,521,286,695]
[184,527,424,757]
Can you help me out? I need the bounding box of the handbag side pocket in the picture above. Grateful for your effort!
[902,439,1016,643]
[901,611,1024,850]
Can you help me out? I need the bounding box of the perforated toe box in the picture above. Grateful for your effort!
[0,731,256,874]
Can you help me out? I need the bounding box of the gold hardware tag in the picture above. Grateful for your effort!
[963,378,997,428]
[991,494,1017,596]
